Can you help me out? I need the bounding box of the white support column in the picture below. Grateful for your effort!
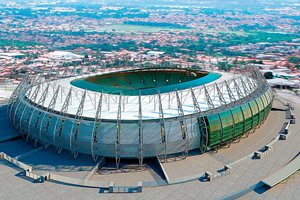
[158,91,167,162]
[91,92,103,162]
[39,85,60,148]
[138,91,144,169]
[28,83,50,143]
[175,90,189,158]
[53,87,73,153]
[191,88,209,153]
[115,93,122,170]
[70,90,87,159]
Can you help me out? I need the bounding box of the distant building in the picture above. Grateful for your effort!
[147,51,165,57]
[0,53,25,59]
[41,51,83,61]
[255,54,281,60]
[268,78,299,89]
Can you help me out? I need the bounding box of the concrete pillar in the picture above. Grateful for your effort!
[109,182,114,193]
[204,171,213,181]
[137,181,143,192]
[253,151,262,159]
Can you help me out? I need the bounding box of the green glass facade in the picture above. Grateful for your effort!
[219,110,234,144]
[206,114,221,147]
[206,88,273,149]
[231,107,245,138]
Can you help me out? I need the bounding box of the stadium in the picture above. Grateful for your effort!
[7,66,273,169]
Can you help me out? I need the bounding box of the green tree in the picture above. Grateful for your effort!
[288,56,300,64]
[264,72,273,79]
[218,62,232,71]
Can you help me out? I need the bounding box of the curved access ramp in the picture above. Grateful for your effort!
[261,152,300,188]
[219,152,300,200]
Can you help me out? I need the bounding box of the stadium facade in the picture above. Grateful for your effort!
[7,67,273,169]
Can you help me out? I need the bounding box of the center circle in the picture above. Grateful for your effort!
[71,68,221,96]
